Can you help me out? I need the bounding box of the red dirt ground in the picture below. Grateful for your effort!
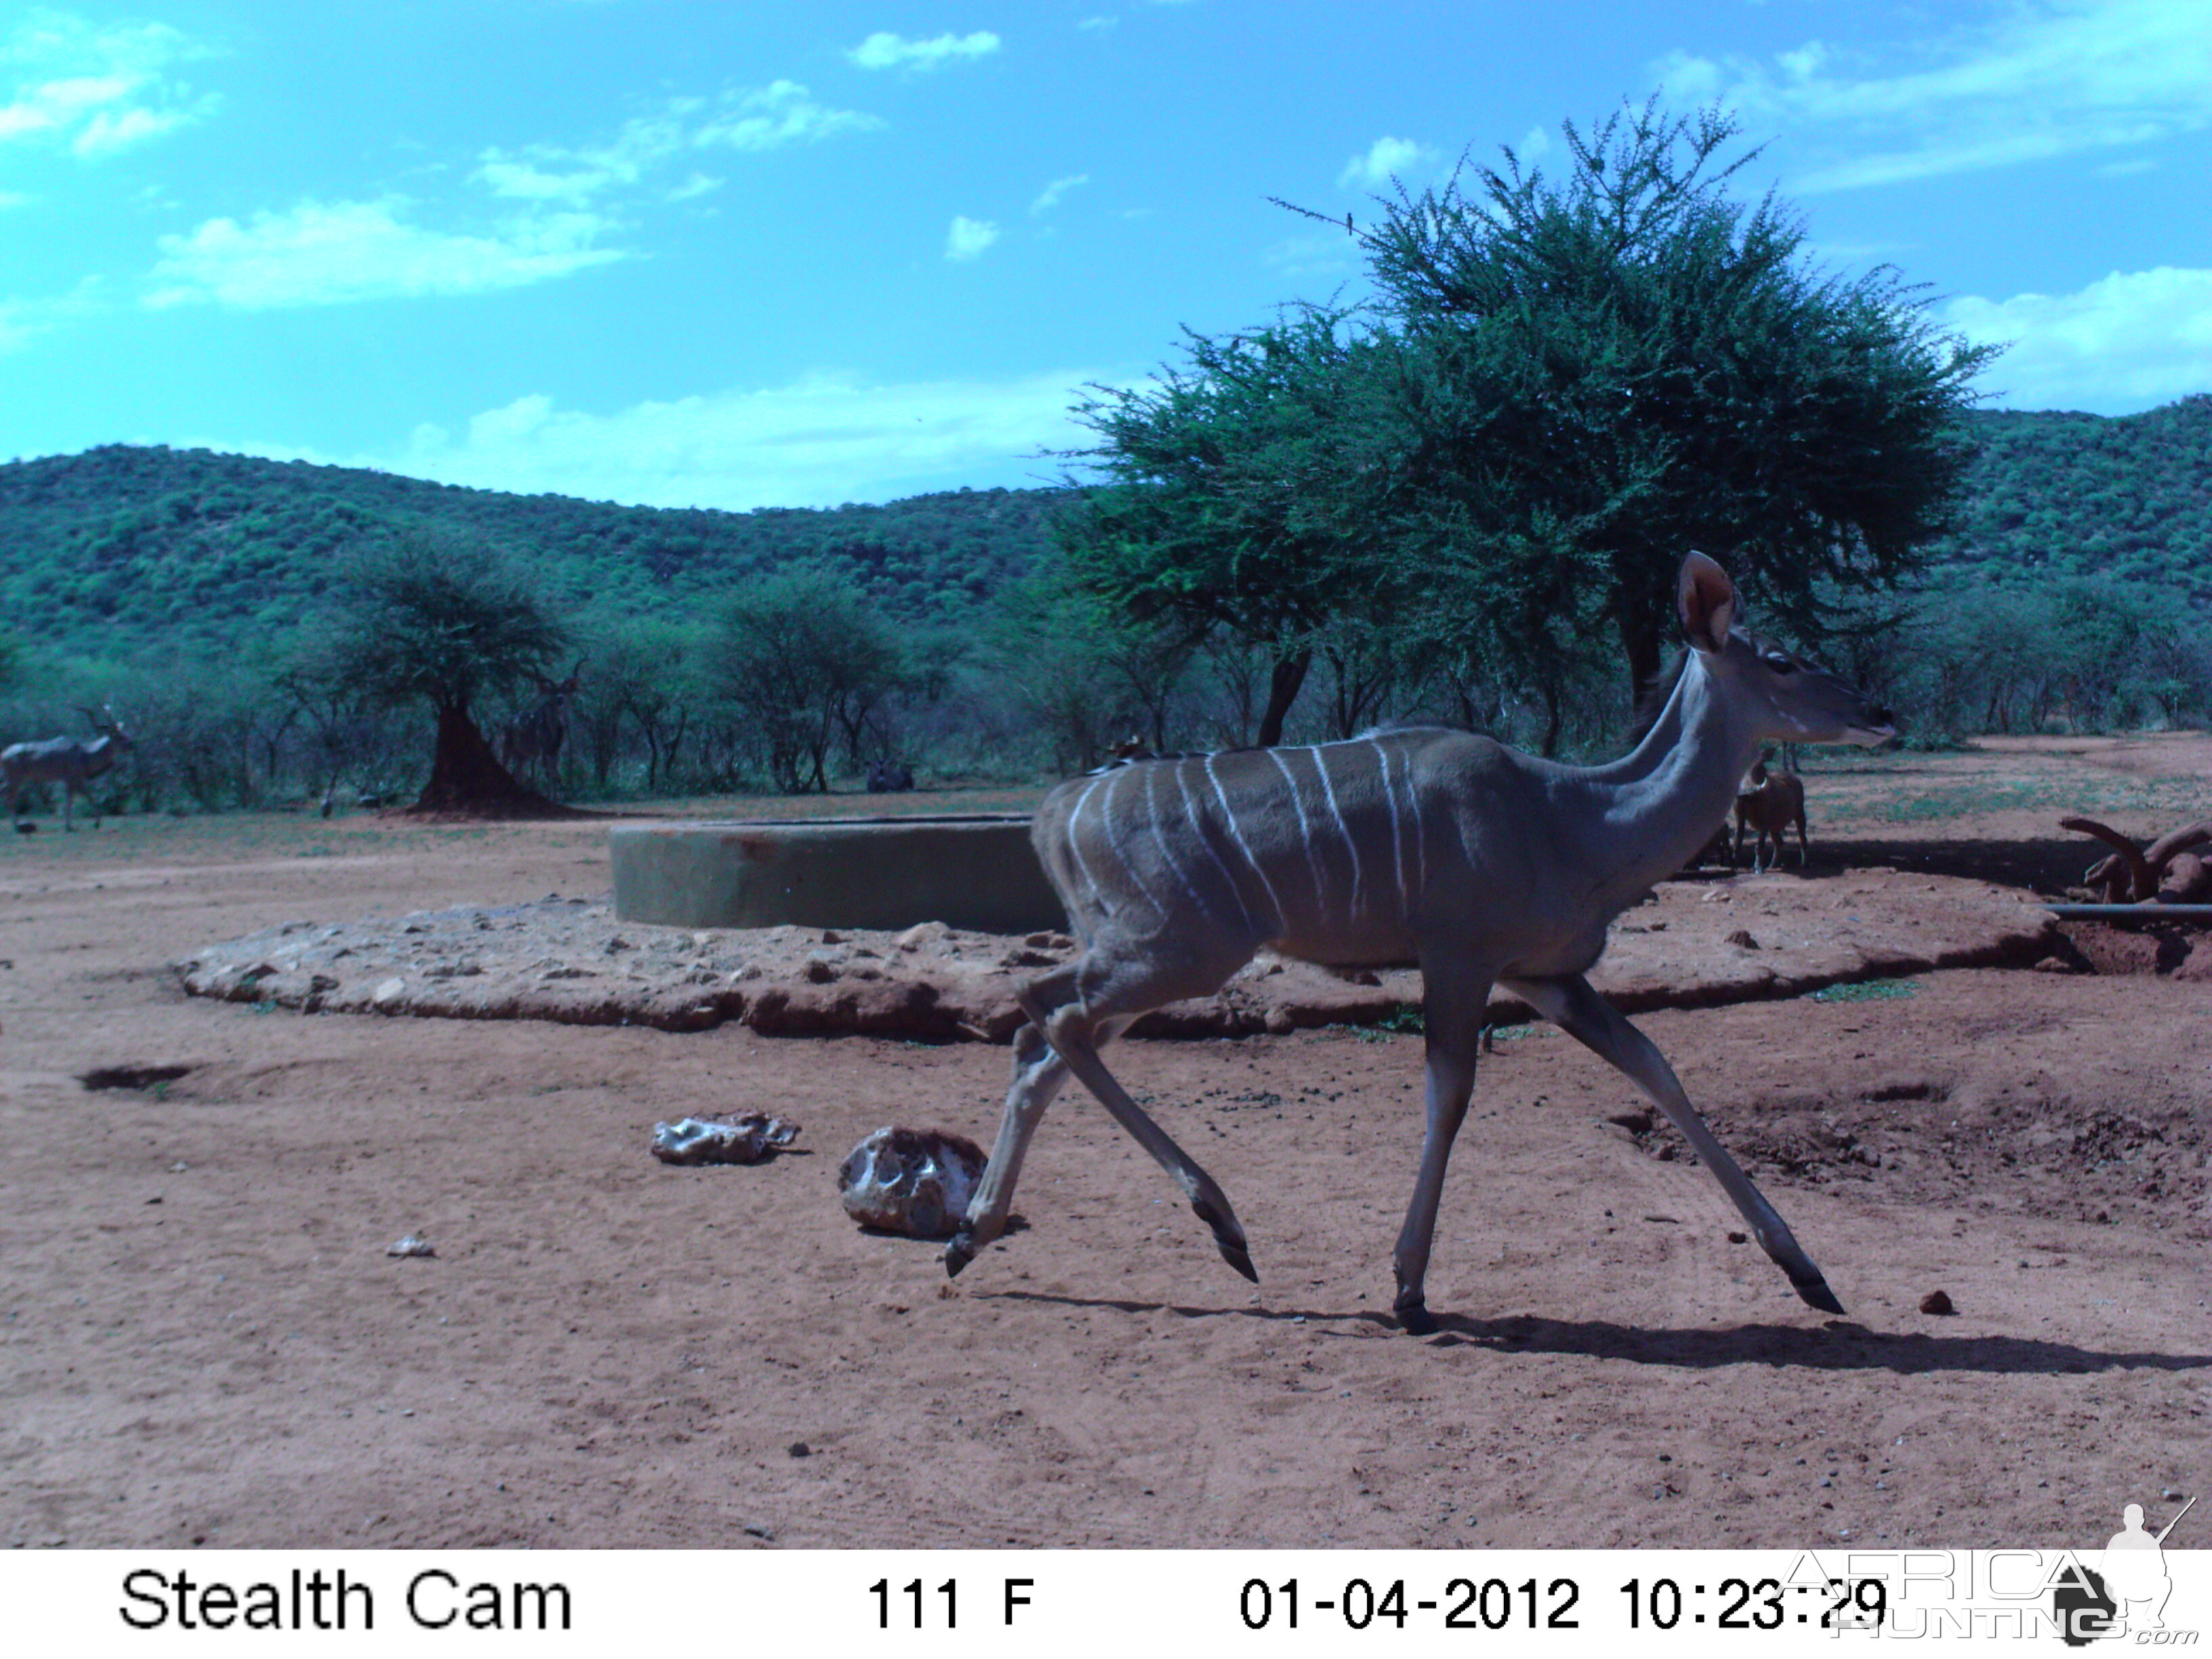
[3,735,2206,1551]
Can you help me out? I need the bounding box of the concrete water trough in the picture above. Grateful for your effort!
[609,815,1067,935]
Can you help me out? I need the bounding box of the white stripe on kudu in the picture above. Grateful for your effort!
[1061,773,1108,913]
[1265,747,1329,919]
[1142,756,1212,924]
[1172,757,1261,935]
[1309,744,1364,921]
[1397,737,1427,898]
[962,554,1899,1336]
[1205,753,1288,935]
[1097,765,1166,923]
[1366,735,1410,918]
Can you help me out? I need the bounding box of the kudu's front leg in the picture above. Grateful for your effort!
[1504,973,1845,1315]
[1022,987,1256,1283]
[1389,970,1490,1335]
[945,1019,1072,1277]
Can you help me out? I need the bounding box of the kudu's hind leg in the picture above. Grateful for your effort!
[1505,973,1844,1315]
[1029,985,1257,1282]
[952,954,1258,1283]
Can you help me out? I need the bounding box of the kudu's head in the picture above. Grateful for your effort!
[531,659,585,701]
[1678,553,1894,749]
[81,703,134,753]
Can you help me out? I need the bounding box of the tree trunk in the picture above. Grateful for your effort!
[1254,648,1313,748]
[409,702,569,817]
[1537,676,1563,758]
[1618,599,1666,718]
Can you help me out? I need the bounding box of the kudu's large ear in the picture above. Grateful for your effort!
[1677,552,1737,654]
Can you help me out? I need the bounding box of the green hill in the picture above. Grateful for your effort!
[1926,394,2212,605]
[3,394,2209,670]
[0,444,1067,663]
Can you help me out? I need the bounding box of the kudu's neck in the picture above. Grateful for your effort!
[1579,652,1759,905]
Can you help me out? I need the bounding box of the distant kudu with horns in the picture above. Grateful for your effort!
[500,661,583,791]
[3,704,135,831]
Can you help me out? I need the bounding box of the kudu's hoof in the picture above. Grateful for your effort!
[1793,1272,1845,1316]
[1394,1298,1439,1337]
[943,1233,976,1277]
[1191,1197,1256,1283]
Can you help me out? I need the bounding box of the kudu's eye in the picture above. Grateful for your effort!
[1763,651,1796,674]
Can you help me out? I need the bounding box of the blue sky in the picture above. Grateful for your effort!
[4,0,2209,510]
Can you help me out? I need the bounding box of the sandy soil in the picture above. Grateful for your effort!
[3,735,2207,1551]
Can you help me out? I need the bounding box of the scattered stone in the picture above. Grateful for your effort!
[651,1114,801,1166]
[171,875,2055,1044]
[387,1234,436,1258]
[838,1126,986,1239]
[1726,928,1760,949]
[1919,1289,1955,1315]
[787,1441,811,1458]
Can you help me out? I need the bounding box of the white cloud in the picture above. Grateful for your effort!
[945,216,1001,262]
[475,107,688,205]
[473,85,876,212]
[847,30,1002,71]
[1077,16,1118,30]
[1029,173,1088,215]
[0,279,98,352]
[1337,135,1437,190]
[0,11,216,157]
[1514,125,1551,166]
[1943,266,2212,413]
[665,171,722,203]
[143,198,623,310]
[337,371,1101,509]
[693,80,884,150]
[1262,233,1355,283]
[1653,0,2212,190]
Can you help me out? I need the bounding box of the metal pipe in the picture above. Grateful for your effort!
[2045,903,2212,922]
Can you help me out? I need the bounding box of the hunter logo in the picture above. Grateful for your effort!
[2054,1495,2196,1647]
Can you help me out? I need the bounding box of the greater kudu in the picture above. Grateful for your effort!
[3,705,135,831]
[945,554,1895,1332]
[500,661,583,790]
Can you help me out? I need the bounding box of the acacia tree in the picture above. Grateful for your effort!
[983,578,1195,769]
[707,564,913,793]
[1335,98,1999,701]
[309,533,575,815]
[1053,308,1406,747]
